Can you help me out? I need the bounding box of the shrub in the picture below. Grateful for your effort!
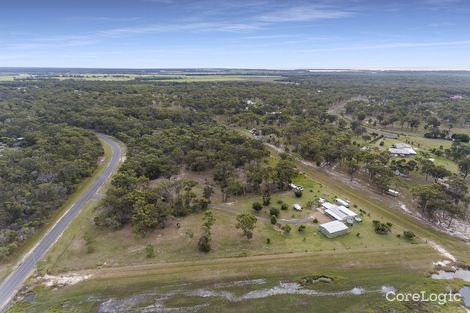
[281,203,289,210]
[252,202,263,211]
[266,238,271,244]
[262,192,271,206]
[270,215,277,225]
[298,225,306,233]
[294,190,303,198]
[145,244,156,258]
[282,224,292,235]
[312,218,318,224]
[269,207,280,217]
[198,235,211,252]
[373,220,391,234]
[403,231,416,240]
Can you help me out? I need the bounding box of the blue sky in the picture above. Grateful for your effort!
[1,0,470,69]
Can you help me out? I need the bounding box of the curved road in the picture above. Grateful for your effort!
[0,134,123,313]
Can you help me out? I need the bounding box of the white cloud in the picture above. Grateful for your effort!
[142,0,174,4]
[421,0,461,5]
[298,40,470,52]
[256,5,353,23]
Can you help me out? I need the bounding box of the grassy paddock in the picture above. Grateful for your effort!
[10,245,464,313]
[42,206,426,275]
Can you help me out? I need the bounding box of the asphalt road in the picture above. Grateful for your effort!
[0,134,123,313]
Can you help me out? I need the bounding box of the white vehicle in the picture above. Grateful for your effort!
[293,203,303,211]
[289,183,304,191]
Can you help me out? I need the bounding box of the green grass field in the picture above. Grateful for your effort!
[9,245,467,313]
[379,136,459,173]
[0,74,29,81]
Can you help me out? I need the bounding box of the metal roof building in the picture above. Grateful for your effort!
[319,221,349,238]
[322,202,357,222]
[388,143,417,156]
[335,198,350,207]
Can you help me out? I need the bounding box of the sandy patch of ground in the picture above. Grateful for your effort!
[312,210,332,223]
[429,241,456,262]
[42,273,91,287]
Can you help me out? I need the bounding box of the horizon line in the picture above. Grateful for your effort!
[1,66,470,72]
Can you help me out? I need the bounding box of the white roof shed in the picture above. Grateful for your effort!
[325,207,348,221]
[335,198,350,207]
[322,202,357,222]
[338,206,357,218]
[319,221,349,238]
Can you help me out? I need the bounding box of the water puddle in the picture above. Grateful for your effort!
[459,286,470,308]
[431,268,470,309]
[431,269,470,282]
[97,280,391,313]
[185,282,367,302]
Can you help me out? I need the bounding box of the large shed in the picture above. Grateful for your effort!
[388,143,417,156]
[322,202,357,222]
[319,221,349,238]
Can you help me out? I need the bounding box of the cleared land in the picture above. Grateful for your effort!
[3,74,282,82]
[9,245,466,313]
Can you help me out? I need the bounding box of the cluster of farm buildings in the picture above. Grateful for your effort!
[318,198,361,238]
[291,195,362,239]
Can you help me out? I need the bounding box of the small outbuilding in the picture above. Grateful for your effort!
[319,220,349,238]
